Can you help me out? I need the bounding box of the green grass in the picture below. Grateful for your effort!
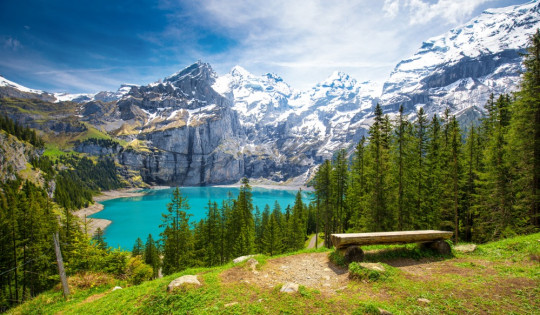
[8,233,540,315]
[43,143,69,159]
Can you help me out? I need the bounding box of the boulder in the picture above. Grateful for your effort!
[233,255,255,264]
[454,244,477,253]
[280,282,299,293]
[167,275,201,291]
[112,286,122,291]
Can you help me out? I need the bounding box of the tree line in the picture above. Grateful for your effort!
[0,113,44,148]
[1,137,126,310]
[0,176,142,311]
[313,31,540,244]
[131,179,314,276]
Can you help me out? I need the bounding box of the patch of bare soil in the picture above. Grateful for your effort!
[81,293,107,304]
[221,252,349,294]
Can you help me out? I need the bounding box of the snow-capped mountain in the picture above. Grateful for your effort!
[380,0,540,121]
[53,83,138,103]
[213,66,295,128]
[213,66,379,159]
[1,1,538,186]
[0,75,56,102]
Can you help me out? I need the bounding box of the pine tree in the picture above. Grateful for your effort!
[412,107,428,228]
[507,30,540,230]
[204,201,222,266]
[475,95,513,241]
[231,178,255,257]
[289,190,306,251]
[366,104,393,231]
[392,105,415,230]
[348,136,368,231]
[261,209,284,255]
[425,115,443,229]
[332,149,348,232]
[462,124,481,242]
[132,237,144,257]
[258,204,271,253]
[160,187,193,275]
[93,228,108,251]
[449,116,463,243]
[144,234,160,279]
[314,159,333,247]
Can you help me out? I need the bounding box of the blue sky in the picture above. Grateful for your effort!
[0,0,530,93]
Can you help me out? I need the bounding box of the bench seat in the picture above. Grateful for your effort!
[331,230,453,249]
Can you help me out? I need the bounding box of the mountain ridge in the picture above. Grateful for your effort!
[1,0,539,186]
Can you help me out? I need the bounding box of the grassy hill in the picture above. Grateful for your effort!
[8,233,539,314]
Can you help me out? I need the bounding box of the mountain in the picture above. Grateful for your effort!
[213,66,380,181]
[0,1,538,186]
[77,61,246,186]
[0,75,55,102]
[380,0,540,122]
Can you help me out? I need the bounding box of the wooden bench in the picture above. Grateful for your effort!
[331,230,453,263]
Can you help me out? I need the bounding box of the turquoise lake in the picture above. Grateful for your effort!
[90,186,307,250]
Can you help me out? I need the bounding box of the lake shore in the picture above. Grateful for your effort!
[216,178,313,192]
[74,182,310,236]
[74,188,151,236]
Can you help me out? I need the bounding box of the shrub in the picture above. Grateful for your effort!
[125,256,153,285]
[348,262,381,282]
[328,250,346,267]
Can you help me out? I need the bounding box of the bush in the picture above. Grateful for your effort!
[348,262,381,282]
[328,250,346,267]
[125,256,153,285]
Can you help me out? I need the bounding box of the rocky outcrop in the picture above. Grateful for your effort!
[280,282,299,293]
[0,132,41,183]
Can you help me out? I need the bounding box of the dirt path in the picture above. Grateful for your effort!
[221,252,349,294]
[307,234,317,249]
[220,250,538,305]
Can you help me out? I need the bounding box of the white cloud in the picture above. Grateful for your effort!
[164,0,499,88]
[382,0,493,25]
[3,37,22,52]
[183,0,404,87]
[383,0,400,18]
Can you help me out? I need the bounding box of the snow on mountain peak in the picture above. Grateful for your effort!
[230,65,252,78]
[318,71,357,90]
[381,0,540,113]
[387,0,540,80]
[0,75,43,94]
[165,61,216,84]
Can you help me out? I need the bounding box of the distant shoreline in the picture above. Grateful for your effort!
[74,183,311,236]
[73,187,151,236]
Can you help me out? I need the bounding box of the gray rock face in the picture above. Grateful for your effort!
[0,133,40,183]
[0,85,56,102]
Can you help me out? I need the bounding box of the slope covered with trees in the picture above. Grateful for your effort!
[312,30,540,244]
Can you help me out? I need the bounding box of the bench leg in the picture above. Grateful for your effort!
[342,246,364,263]
[422,240,451,255]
